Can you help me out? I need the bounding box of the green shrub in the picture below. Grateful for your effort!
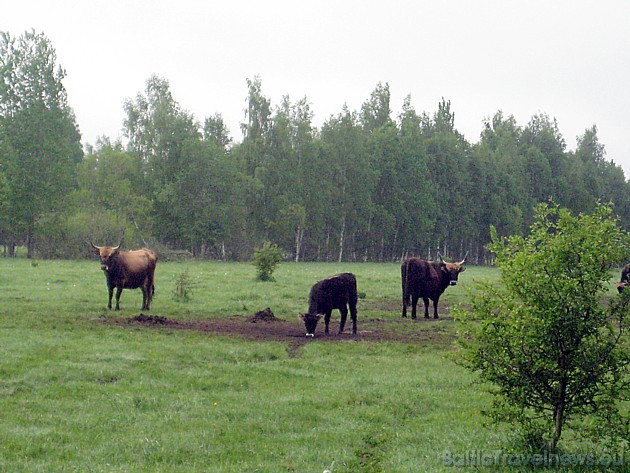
[173,270,192,301]
[458,202,630,452]
[253,241,283,281]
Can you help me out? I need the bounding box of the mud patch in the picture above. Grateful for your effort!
[250,307,278,323]
[128,314,170,325]
[111,302,458,350]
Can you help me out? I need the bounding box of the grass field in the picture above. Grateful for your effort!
[0,258,625,472]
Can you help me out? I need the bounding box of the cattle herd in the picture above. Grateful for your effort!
[90,242,629,337]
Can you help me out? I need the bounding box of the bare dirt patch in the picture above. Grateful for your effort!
[111,301,458,353]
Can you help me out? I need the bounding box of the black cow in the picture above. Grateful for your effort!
[621,264,630,283]
[401,253,467,319]
[90,241,158,310]
[616,282,627,294]
[301,273,358,337]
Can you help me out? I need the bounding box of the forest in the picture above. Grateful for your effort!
[2,31,629,262]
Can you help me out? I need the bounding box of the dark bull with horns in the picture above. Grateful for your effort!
[401,252,467,319]
[90,240,158,311]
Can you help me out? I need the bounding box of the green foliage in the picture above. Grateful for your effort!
[0,30,82,257]
[2,33,630,261]
[173,270,192,301]
[458,202,630,452]
[252,241,283,281]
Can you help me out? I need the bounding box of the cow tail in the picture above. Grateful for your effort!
[403,258,411,307]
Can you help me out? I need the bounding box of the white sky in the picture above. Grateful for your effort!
[4,0,630,176]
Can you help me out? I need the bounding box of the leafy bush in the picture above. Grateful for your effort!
[458,202,630,452]
[173,270,192,301]
[253,241,283,281]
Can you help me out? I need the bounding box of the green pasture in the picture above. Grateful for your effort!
[0,259,625,472]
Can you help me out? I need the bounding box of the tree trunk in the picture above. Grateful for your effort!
[294,224,303,263]
[364,213,372,262]
[325,232,330,262]
[379,236,385,262]
[26,229,35,259]
[549,403,564,452]
[338,215,346,263]
[549,379,567,452]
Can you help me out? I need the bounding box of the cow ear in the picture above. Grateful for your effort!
[299,313,306,320]
[460,266,466,272]
[316,314,323,320]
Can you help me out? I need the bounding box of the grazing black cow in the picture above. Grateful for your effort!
[301,273,358,337]
[621,264,630,283]
[616,282,627,294]
[401,253,467,319]
[90,241,157,310]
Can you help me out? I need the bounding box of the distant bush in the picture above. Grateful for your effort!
[253,241,283,281]
[173,270,193,301]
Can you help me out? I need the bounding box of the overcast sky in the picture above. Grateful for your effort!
[5,0,630,176]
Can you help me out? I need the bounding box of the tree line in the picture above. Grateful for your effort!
[1,31,629,262]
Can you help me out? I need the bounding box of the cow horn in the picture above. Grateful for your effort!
[88,241,100,250]
[110,236,124,252]
[459,251,469,265]
[437,252,445,262]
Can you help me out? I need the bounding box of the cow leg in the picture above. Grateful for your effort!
[324,311,332,334]
[145,276,154,310]
[410,294,419,319]
[433,297,440,319]
[114,287,123,311]
[148,283,154,309]
[107,284,114,310]
[350,304,357,334]
[402,292,410,318]
[141,277,152,310]
[423,297,430,319]
[141,285,148,310]
[338,306,348,334]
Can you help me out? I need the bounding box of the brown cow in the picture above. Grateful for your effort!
[90,241,157,311]
[301,273,358,337]
[401,253,467,319]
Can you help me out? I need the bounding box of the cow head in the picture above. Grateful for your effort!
[300,313,322,337]
[437,252,467,286]
[90,241,122,272]
[617,282,628,294]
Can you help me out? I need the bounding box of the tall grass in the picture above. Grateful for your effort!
[0,259,625,472]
